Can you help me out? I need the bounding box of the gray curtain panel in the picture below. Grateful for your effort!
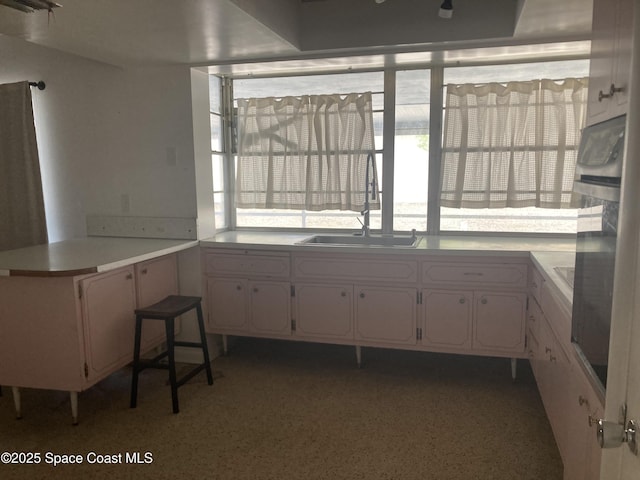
[0,81,48,251]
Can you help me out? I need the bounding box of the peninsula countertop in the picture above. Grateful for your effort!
[0,237,199,277]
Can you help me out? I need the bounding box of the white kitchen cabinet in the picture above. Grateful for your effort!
[293,283,353,341]
[420,258,528,359]
[474,292,526,354]
[81,266,138,382]
[586,0,633,126]
[83,253,181,382]
[0,250,182,423]
[134,254,179,352]
[564,357,604,480]
[421,289,473,351]
[203,248,292,340]
[248,280,291,336]
[206,277,291,337]
[534,311,572,463]
[206,277,249,332]
[354,285,417,346]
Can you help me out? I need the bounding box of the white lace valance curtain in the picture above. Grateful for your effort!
[440,78,588,209]
[235,92,379,212]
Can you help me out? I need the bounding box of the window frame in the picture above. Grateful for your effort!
[210,57,589,237]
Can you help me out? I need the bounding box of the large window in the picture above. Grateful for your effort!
[441,61,589,234]
[210,58,590,235]
[209,75,227,230]
[233,72,384,230]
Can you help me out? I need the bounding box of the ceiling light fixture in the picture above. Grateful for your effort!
[438,0,453,19]
[0,0,61,13]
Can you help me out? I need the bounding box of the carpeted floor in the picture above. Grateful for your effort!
[0,338,562,479]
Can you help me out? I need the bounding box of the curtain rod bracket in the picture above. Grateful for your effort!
[28,81,46,90]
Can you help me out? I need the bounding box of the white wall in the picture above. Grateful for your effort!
[0,34,203,242]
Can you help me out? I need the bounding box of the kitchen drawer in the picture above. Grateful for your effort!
[293,254,418,283]
[540,280,572,353]
[204,249,290,278]
[421,261,528,288]
[530,266,545,304]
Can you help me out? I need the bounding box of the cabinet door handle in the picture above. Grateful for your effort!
[459,297,465,304]
[550,355,557,363]
[141,268,148,275]
[253,287,259,293]
[545,347,552,354]
[360,292,365,298]
[578,395,590,408]
[599,83,624,101]
[236,285,242,291]
[341,291,347,297]
[480,298,487,305]
[125,273,133,280]
[531,281,537,288]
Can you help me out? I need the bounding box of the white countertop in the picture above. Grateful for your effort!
[0,237,198,277]
[201,231,577,256]
[530,251,576,311]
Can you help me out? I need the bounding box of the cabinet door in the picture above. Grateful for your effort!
[586,0,632,125]
[206,277,248,332]
[473,292,526,354]
[135,254,178,352]
[531,315,572,464]
[294,283,353,340]
[564,360,604,480]
[354,286,416,345]
[422,289,472,351]
[82,266,137,382]
[249,280,291,336]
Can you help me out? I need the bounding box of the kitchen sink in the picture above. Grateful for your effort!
[297,233,420,248]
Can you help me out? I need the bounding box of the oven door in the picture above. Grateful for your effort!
[571,180,620,389]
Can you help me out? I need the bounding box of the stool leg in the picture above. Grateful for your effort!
[12,387,21,419]
[130,315,143,409]
[196,303,214,385]
[70,392,79,426]
[166,317,179,414]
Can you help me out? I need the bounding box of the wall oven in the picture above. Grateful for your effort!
[571,114,626,392]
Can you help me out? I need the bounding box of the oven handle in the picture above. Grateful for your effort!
[574,180,621,202]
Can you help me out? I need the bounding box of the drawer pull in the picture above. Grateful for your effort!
[236,285,242,291]
[464,272,484,276]
[253,287,259,293]
[125,273,133,280]
[480,298,488,305]
[459,298,466,304]
[550,355,557,363]
[545,346,552,354]
[341,292,347,297]
[579,395,590,408]
[141,268,148,275]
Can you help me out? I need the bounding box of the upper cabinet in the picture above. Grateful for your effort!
[586,0,633,126]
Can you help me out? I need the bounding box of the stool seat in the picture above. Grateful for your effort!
[130,295,213,414]
[135,295,202,318]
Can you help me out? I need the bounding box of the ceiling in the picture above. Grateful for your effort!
[0,0,594,75]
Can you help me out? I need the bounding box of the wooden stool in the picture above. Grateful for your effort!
[130,295,213,413]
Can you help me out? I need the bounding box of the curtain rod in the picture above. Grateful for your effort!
[28,81,46,90]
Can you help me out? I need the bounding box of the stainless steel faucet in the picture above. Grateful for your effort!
[360,153,376,237]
